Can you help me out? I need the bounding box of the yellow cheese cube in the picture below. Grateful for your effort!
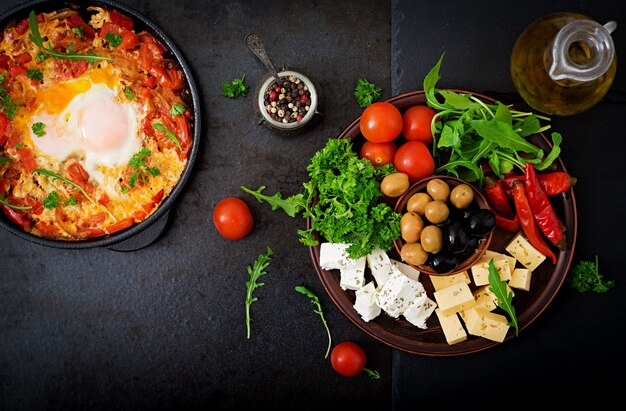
[465,307,510,342]
[472,285,514,312]
[470,257,512,286]
[505,232,547,272]
[429,271,471,291]
[435,308,467,345]
[459,307,481,329]
[481,250,516,274]
[433,282,476,316]
[509,268,532,291]
[506,256,517,274]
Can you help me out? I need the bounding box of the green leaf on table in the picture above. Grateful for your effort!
[245,247,273,339]
[295,285,332,358]
[241,185,305,218]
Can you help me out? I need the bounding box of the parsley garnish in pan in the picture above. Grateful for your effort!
[65,196,78,206]
[105,32,122,48]
[36,52,48,62]
[123,86,135,101]
[27,69,43,82]
[170,103,185,116]
[152,123,182,151]
[32,122,46,137]
[42,190,60,209]
[28,11,110,62]
[222,74,249,99]
[0,74,19,119]
[0,156,11,166]
[73,27,84,39]
[126,148,160,189]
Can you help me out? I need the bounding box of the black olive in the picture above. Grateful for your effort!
[427,252,459,274]
[465,209,496,237]
[442,221,469,254]
[458,237,479,260]
[436,218,452,228]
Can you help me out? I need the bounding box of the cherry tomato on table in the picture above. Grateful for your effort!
[360,141,397,167]
[213,197,254,240]
[359,102,403,143]
[394,140,435,182]
[402,105,437,144]
[330,341,367,377]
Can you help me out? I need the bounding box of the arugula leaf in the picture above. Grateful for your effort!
[471,119,540,154]
[32,122,46,137]
[364,368,381,380]
[170,103,185,116]
[123,86,135,101]
[534,132,562,171]
[570,255,614,293]
[488,259,519,336]
[354,78,381,108]
[28,11,110,62]
[27,69,43,82]
[0,156,12,166]
[36,51,48,62]
[423,53,448,111]
[516,115,541,137]
[241,185,304,217]
[245,247,273,339]
[105,33,122,48]
[43,190,60,209]
[295,285,332,358]
[222,74,248,99]
[438,89,479,110]
[0,194,32,210]
[152,123,182,151]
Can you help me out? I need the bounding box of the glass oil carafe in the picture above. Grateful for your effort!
[510,12,617,116]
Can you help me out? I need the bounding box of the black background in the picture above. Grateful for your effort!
[1,0,625,409]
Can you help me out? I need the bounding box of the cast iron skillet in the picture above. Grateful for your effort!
[0,0,201,249]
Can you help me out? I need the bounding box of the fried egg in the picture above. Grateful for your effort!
[28,67,142,198]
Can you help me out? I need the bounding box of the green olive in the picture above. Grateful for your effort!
[381,172,410,198]
[406,192,432,215]
[400,242,429,266]
[400,212,424,243]
[420,225,443,253]
[424,200,449,224]
[450,183,474,209]
[426,178,450,202]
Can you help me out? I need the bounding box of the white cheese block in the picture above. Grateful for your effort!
[319,243,354,270]
[505,232,547,272]
[390,259,421,281]
[435,308,467,345]
[375,266,427,318]
[366,248,394,288]
[403,296,437,329]
[509,268,532,291]
[429,271,471,291]
[339,256,367,291]
[433,281,476,316]
[354,282,381,322]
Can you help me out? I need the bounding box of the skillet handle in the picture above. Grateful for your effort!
[106,210,170,252]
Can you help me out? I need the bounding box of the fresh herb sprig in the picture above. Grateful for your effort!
[423,54,561,185]
[488,259,519,336]
[354,78,381,108]
[170,103,185,116]
[295,285,332,358]
[364,368,381,380]
[32,122,46,137]
[0,194,32,210]
[0,156,11,166]
[123,86,135,101]
[222,74,249,99]
[245,247,273,339]
[152,123,182,151]
[105,33,122,48]
[570,255,614,293]
[28,11,110,62]
[0,74,19,119]
[124,148,160,191]
[27,69,43,82]
[42,190,60,209]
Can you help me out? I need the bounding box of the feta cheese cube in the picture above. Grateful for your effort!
[464,307,510,342]
[319,243,353,270]
[375,266,427,318]
[509,268,532,291]
[390,259,420,281]
[354,282,381,322]
[505,232,547,272]
[403,296,437,329]
[435,308,467,345]
[433,282,476,316]
[366,248,394,288]
[339,256,367,291]
[429,271,471,291]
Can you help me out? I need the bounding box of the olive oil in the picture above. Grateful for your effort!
[510,12,617,116]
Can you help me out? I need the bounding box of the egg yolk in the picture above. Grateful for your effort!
[78,92,132,152]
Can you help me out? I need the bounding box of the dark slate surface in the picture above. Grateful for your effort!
[392,0,626,404]
[0,0,393,409]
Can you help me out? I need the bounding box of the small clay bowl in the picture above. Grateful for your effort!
[393,175,493,276]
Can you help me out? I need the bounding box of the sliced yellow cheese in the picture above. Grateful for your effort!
[472,284,514,312]
[509,268,532,291]
[505,232,547,272]
[470,256,512,286]
[433,282,476,316]
[465,307,510,343]
[435,308,467,345]
[429,271,471,291]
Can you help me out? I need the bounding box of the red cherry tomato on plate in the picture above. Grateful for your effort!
[394,141,435,182]
[359,102,403,143]
[213,197,254,240]
[402,105,437,144]
[360,141,397,167]
[330,341,367,377]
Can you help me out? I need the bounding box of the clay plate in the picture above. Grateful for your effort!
[308,90,578,356]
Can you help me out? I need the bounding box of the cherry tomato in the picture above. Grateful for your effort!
[213,197,254,240]
[360,141,397,167]
[394,141,435,182]
[402,105,437,144]
[330,342,366,377]
[359,102,403,143]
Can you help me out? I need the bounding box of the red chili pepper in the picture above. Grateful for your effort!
[484,176,514,218]
[512,181,557,264]
[525,163,566,250]
[503,172,576,197]
[495,212,520,232]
